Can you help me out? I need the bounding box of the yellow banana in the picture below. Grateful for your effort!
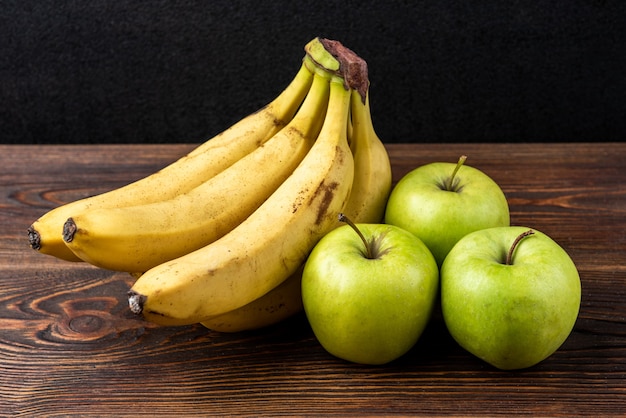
[342,88,392,223]
[200,88,392,333]
[200,266,304,333]
[61,72,332,272]
[27,62,315,262]
[128,78,355,326]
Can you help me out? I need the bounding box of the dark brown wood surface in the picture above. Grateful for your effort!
[2,143,625,416]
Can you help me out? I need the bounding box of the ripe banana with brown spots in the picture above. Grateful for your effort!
[128,78,355,326]
[61,70,332,272]
[27,61,314,262]
[198,83,392,333]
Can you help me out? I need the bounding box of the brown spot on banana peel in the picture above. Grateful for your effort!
[312,180,339,226]
[284,125,306,141]
[291,186,310,214]
[246,104,290,131]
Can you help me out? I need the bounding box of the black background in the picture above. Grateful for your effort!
[1,0,624,144]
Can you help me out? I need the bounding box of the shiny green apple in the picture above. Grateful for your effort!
[301,215,439,365]
[441,226,581,370]
[384,156,510,266]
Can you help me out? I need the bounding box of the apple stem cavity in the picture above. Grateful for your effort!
[506,229,535,265]
[338,213,374,259]
[445,155,467,191]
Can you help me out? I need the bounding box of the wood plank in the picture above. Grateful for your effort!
[1,143,625,416]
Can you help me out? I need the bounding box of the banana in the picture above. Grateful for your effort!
[128,78,355,326]
[200,88,392,333]
[27,62,315,262]
[61,72,332,272]
[200,266,304,333]
[342,88,392,223]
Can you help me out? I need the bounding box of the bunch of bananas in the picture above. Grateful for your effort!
[27,38,392,332]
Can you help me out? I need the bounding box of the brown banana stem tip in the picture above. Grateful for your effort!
[128,291,146,315]
[62,218,77,243]
[27,226,41,250]
[319,38,369,104]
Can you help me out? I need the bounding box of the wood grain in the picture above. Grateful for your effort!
[1,143,625,416]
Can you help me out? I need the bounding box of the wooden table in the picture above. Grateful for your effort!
[2,143,625,416]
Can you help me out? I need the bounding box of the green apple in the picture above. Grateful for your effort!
[301,214,439,365]
[441,226,581,370]
[384,156,510,266]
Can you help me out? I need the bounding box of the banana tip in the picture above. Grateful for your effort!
[128,291,147,315]
[62,218,77,243]
[27,225,41,250]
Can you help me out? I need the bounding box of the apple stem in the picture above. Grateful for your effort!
[445,155,467,191]
[338,213,373,259]
[506,229,535,265]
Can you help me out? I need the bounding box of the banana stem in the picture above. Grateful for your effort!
[305,37,369,104]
